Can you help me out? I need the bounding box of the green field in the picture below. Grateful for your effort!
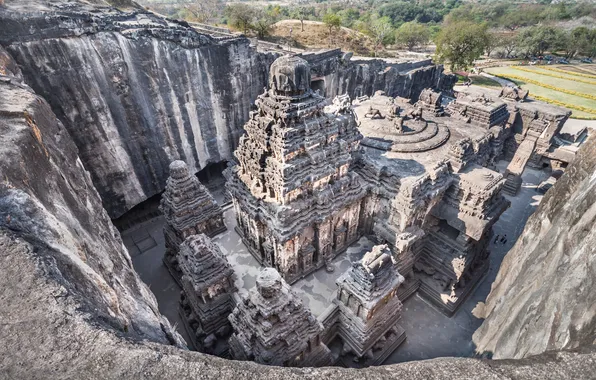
[484,66,596,119]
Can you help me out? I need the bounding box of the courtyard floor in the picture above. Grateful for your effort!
[121,160,548,365]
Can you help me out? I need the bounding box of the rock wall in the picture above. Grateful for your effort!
[0,4,273,218]
[0,45,183,346]
[473,135,596,359]
[0,2,453,218]
[303,50,455,101]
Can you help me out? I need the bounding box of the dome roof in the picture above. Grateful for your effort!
[269,55,311,96]
[169,160,189,180]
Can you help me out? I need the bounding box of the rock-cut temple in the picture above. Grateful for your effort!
[156,53,579,367]
[226,55,366,284]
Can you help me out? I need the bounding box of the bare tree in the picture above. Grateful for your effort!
[370,16,393,57]
[182,0,221,23]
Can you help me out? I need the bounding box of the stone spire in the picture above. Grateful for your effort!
[334,245,406,366]
[225,55,366,283]
[228,268,333,367]
[160,160,226,283]
[178,234,237,354]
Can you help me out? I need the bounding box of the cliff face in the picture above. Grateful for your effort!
[1,5,596,377]
[0,2,453,218]
[303,49,455,101]
[0,46,183,346]
[473,135,596,359]
[0,3,273,218]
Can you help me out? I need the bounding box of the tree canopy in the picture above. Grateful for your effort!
[435,21,488,71]
[395,22,430,51]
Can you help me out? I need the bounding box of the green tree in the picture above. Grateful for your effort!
[500,33,518,58]
[516,25,561,57]
[338,8,360,28]
[251,10,275,39]
[395,21,430,51]
[369,16,393,57]
[323,13,341,33]
[435,21,488,71]
[323,13,341,47]
[225,4,255,35]
[484,31,501,58]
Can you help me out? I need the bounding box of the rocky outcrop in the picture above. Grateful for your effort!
[473,135,596,359]
[3,234,596,379]
[0,2,454,218]
[0,3,273,218]
[0,46,183,346]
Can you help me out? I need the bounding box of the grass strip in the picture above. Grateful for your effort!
[512,66,596,86]
[494,73,596,101]
[540,66,596,80]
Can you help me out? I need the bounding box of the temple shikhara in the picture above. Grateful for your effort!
[228,268,334,367]
[178,234,237,353]
[226,55,366,283]
[155,54,579,367]
[160,160,226,283]
[333,245,407,366]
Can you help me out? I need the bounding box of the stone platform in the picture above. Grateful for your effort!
[417,259,489,317]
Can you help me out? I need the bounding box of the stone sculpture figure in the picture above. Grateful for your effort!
[393,117,404,133]
[365,106,384,119]
[404,105,423,120]
[331,93,352,115]
[160,160,226,284]
[228,268,333,367]
[500,86,529,102]
[388,100,401,119]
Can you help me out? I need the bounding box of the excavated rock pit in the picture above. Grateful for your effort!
[1,1,596,378]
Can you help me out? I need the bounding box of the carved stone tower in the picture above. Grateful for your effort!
[226,55,366,283]
[160,160,226,283]
[228,267,333,367]
[334,245,407,366]
[178,234,237,354]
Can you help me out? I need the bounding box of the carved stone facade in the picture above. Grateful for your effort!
[417,88,444,116]
[502,98,571,195]
[160,160,226,283]
[226,55,366,284]
[453,86,572,195]
[334,245,407,366]
[419,164,509,314]
[228,268,333,367]
[178,234,237,354]
[354,90,510,315]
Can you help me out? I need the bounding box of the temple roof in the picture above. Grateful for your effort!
[159,160,223,234]
[269,55,311,96]
[178,234,235,295]
[337,245,404,309]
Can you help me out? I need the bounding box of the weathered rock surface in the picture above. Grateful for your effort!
[3,234,596,379]
[473,135,596,359]
[0,1,273,217]
[303,49,456,101]
[2,18,596,380]
[0,1,454,218]
[0,46,183,346]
